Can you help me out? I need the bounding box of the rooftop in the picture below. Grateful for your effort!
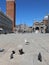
[43,15,48,20]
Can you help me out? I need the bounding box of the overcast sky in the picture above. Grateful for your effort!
[0,0,49,26]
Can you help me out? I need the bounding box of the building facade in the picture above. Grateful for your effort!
[0,0,16,33]
[0,11,13,33]
[33,15,49,33]
[33,22,46,33]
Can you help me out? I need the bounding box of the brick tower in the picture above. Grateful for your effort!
[6,0,16,31]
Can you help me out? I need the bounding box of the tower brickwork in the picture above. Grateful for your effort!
[6,0,16,31]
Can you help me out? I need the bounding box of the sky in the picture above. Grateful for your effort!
[0,0,49,26]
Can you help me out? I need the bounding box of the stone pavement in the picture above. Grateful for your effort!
[0,33,49,65]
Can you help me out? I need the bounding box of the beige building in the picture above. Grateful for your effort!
[16,24,33,33]
[33,15,49,33]
[33,22,45,33]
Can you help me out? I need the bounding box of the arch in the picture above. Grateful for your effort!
[35,27,39,30]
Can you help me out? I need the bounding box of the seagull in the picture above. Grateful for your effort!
[25,39,28,43]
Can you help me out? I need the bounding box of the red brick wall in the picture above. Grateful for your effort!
[43,20,48,25]
[6,1,15,31]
